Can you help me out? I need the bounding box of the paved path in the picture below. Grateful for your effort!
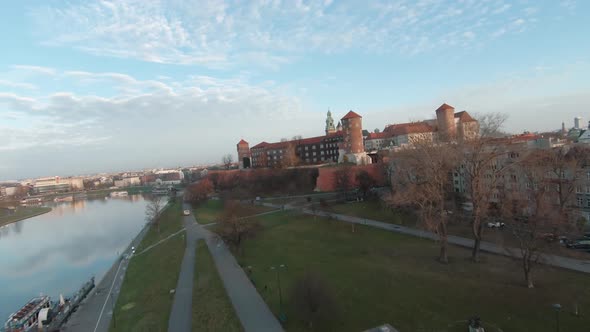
[175,203,283,332]
[63,222,151,332]
[167,210,202,332]
[260,202,590,274]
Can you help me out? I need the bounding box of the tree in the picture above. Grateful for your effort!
[222,154,234,170]
[291,272,337,329]
[500,151,575,288]
[356,170,375,199]
[186,178,213,203]
[282,141,299,168]
[460,112,511,262]
[145,195,165,233]
[390,139,459,263]
[217,200,259,252]
[334,165,353,192]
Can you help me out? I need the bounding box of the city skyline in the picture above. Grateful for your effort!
[1,0,589,179]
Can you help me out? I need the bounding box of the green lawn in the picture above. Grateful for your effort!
[193,199,276,224]
[192,240,243,331]
[110,201,185,332]
[0,206,52,227]
[235,211,590,332]
[324,200,417,226]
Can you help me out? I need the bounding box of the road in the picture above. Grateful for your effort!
[167,203,283,332]
[260,201,590,274]
[63,222,150,332]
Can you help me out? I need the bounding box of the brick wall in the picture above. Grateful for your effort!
[315,163,387,192]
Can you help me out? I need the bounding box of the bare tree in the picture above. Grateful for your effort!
[460,112,512,262]
[291,272,337,329]
[334,165,353,193]
[217,200,260,252]
[222,154,234,170]
[390,139,459,263]
[145,195,165,233]
[500,151,574,288]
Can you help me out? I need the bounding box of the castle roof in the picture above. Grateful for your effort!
[341,110,362,120]
[366,132,392,140]
[454,111,476,122]
[436,103,455,112]
[384,122,435,135]
[237,139,249,145]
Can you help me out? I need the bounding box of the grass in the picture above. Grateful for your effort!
[235,211,590,332]
[0,206,52,227]
[192,240,243,332]
[192,199,276,224]
[110,201,185,332]
[324,199,417,226]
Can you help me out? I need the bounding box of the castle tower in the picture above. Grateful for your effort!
[336,121,342,132]
[325,110,336,135]
[236,139,251,169]
[338,111,371,165]
[436,103,457,141]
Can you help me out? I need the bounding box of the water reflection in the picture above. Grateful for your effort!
[0,195,149,321]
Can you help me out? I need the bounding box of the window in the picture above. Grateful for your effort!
[305,146,308,151]
[320,144,324,148]
[313,152,316,156]
[586,186,590,194]
[578,197,583,206]
[577,186,583,193]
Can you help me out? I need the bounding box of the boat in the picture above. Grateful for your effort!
[151,187,169,195]
[54,196,73,202]
[4,296,51,332]
[109,191,128,197]
[4,277,95,332]
[19,198,43,205]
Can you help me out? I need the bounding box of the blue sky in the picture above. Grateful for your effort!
[1,0,589,180]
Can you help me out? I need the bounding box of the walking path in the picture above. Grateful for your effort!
[260,202,590,274]
[63,222,151,332]
[167,203,283,332]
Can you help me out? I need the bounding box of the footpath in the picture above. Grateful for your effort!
[63,221,151,332]
[167,203,283,332]
[260,201,590,274]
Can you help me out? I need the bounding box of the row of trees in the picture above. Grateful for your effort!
[389,113,590,288]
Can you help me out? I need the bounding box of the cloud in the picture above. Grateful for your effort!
[0,80,37,90]
[11,64,57,76]
[26,0,560,68]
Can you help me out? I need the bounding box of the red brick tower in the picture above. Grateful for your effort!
[341,111,364,154]
[436,103,456,141]
[236,139,251,169]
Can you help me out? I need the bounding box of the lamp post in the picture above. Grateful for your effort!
[271,264,287,323]
[552,303,561,332]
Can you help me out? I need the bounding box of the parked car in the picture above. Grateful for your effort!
[183,209,190,216]
[486,221,505,228]
[566,239,590,250]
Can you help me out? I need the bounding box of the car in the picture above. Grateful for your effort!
[183,209,190,216]
[566,239,590,250]
[486,221,505,228]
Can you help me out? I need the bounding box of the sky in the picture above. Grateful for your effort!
[0,0,589,180]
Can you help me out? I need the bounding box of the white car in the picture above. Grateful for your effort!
[183,209,191,216]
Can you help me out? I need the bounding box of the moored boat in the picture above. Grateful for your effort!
[4,296,51,332]
[109,191,128,197]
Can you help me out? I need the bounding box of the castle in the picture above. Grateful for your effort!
[237,103,479,168]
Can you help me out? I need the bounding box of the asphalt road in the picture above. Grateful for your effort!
[172,203,283,332]
[260,201,590,274]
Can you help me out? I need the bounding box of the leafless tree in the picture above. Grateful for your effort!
[390,139,459,263]
[222,154,234,170]
[217,200,260,252]
[500,151,575,288]
[334,165,353,192]
[460,112,512,262]
[145,195,165,233]
[291,271,337,329]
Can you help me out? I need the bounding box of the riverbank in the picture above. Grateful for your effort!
[0,206,52,227]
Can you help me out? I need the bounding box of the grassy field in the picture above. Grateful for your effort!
[192,199,276,224]
[110,201,185,332]
[323,199,417,226]
[235,211,590,332]
[0,206,52,227]
[192,240,243,331]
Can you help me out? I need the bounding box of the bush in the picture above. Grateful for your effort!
[291,272,337,329]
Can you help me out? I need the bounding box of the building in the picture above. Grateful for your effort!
[114,176,141,187]
[364,131,393,151]
[237,139,252,169]
[325,110,336,135]
[339,111,372,165]
[32,177,71,194]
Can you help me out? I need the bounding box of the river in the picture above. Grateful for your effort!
[0,194,150,323]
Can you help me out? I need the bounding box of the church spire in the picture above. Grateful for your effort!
[325,109,336,135]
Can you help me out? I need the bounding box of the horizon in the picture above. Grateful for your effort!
[1,0,589,179]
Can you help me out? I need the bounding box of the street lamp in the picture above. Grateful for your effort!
[552,303,561,332]
[271,264,287,323]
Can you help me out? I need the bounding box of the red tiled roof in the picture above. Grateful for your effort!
[454,111,476,122]
[366,132,392,140]
[436,103,455,112]
[251,141,269,149]
[384,122,435,135]
[298,135,325,145]
[341,110,362,120]
[237,139,248,145]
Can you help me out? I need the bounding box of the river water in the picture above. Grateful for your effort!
[0,194,149,322]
